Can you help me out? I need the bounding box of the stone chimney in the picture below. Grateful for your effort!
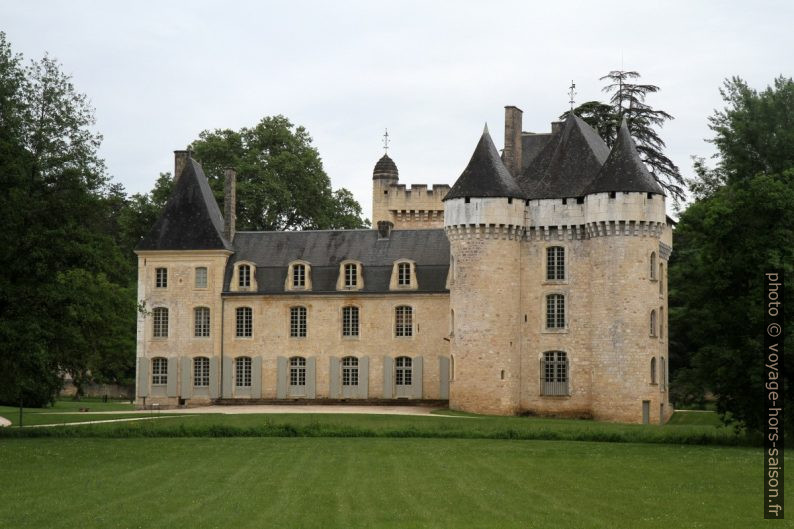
[503,106,523,177]
[174,150,189,182]
[224,167,236,241]
[551,121,563,134]
[377,220,393,239]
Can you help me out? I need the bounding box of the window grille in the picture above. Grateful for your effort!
[395,306,413,337]
[153,307,169,337]
[342,306,359,337]
[152,357,168,385]
[395,356,412,386]
[195,267,208,288]
[344,263,357,288]
[342,356,359,386]
[398,262,411,286]
[290,306,307,338]
[546,247,565,280]
[236,307,252,337]
[546,294,565,329]
[235,356,252,387]
[193,357,210,387]
[239,264,251,288]
[540,351,568,396]
[155,268,167,288]
[293,264,306,288]
[289,356,306,386]
[194,307,210,337]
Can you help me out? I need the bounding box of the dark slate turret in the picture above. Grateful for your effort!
[136,158,232,251]
[372,154,398,180]
[444,125,524,201]
[519,115,610,199]
[583,119,665,196]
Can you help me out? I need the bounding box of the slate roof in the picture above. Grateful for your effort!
[521,133,553,171]
[444,126,524,201]
[583,119,665,196]
[136,158,232,251]
[372,154,398,179]
[224,229,450,294]
[518,115,610,199]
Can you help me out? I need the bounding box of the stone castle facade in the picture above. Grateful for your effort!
[135,105,672,424]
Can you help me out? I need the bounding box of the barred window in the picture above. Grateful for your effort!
[650,357,657,384]
[152,357,168,385]
[541,351,568,396]
[236,307,252,338]
[398,262,411,286]
[395,356,412,386]
[195,267,208,288]
[153,307,169,337]
[342,306,359,337]
[235,356,252,387]
[289,356,306,387]
[155,267,167,288]
[194,356,210,387]
[650,252,657,279]
[395,305,413,337]
[344,263,357,288]
[342,356,359,386]
[546,246,565,280]
[290,306,307,338]
[650,310,657,337]
[545,294,565,329]
[194,307,210,337]
[293,264,306,288]
[238,264,251,288]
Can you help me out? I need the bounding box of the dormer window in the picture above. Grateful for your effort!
[337,261,363,291]
[345,263,357,288]
[239,264,251,288]
[285,261,312,291]
[234,262,257,292]
[293,264,306,288]
[391,259,417,290]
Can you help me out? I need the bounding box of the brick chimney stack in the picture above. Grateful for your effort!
[224,167,236,241]
[503,106,523,177]
[174,150,189,182]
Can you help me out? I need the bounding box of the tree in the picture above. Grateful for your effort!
[669,76,794,433]
[189,116,368,231]
[561,71,684,201]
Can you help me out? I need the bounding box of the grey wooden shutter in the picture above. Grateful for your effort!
[329,357,340,398]
[181,357,192,398]
[252,356,262,398]
[306,357,316,399]
[209,357,219,398]
[359,356,369,399]
[222,357,233,398]
[166,357,178,397]
[137,357,149,397]
[276,356,287,399]
[438,357,450,399]
[382,356,394,398]
[412,356,423,399]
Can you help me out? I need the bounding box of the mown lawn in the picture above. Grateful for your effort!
[0,437,781,529]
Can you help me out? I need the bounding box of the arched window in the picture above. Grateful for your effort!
[395,306,413,337]
[238,264,251,288]
[293,264,306,288]
[650,252,657,280]
[546,294,565,329]
[546,246,565,280]
[659,263,664,294]
[342,356,359,386]
[151,357,168,385]
[659,307,664,339]
[397,262,411,286]
[194,307,210,337]
[541,351,568,396]
[650,357,657,384]
[344,263,358,288]
[395,356,412,386]
[236,307,252,337]
[290,306,307,338]
[289,356,306,387]
[153,307,168,338]
[342,306,359,337]
[235,356,252,387]
[193,357,210,387]
[650,310,657,337]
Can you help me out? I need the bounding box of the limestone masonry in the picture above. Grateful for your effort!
[135,105,673,424]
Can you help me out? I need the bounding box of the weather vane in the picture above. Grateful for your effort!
[568,80,577,110]
[382,128,390,153]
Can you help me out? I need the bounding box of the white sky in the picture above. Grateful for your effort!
[3,1,792,220]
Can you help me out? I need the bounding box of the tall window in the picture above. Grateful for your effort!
[238,264,251,288]
[290,306,307,338]
[545,294,565,329]
[650,357,657,384]
[395,306,413,337]
[395,356,412,386]
[236,307,252,337]
[342,306,359,337]
[541,351,568,396]
[650,252,657,279]
[152,357,168,385]
[194,357,210,387]
[659,264,664,294]
[659,307,664,338]
[398,262,411,286]
[342,356,359,386]
[546,246,565,280]
[289,356,306,387]
[344,263,358,288]
[155,267,168,288]
[195,267,208,288]
[153,307,169,337]
[650,310,657,337]
[235,356,252,387]
[194,307,210,337]
[293,264,306,288]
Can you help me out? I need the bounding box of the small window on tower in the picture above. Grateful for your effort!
[464,197,470,203]
[609,192,616,199]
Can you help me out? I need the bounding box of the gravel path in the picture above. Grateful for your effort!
[40,405,443,417]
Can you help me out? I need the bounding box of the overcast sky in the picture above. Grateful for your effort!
[3,1,791,219]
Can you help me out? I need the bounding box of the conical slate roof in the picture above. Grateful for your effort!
[372,154,398,180]
[136,158,232,251]
[519,115,610,199]
[583,119,665,196]
[444,125,524,201]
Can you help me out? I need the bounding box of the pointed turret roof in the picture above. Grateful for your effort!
[373,153,398,180]
[136,158,232,251]
[444,125,524,201]
[583,119,665,195]
[519,115,610,199]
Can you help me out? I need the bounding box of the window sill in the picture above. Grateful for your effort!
[539,394,571,398]
[289,336,307,340]
[542,328,569,334]
[151,337,169,341]
[342,336,360,340]
[542,280,568,286]
[235,336,254,340]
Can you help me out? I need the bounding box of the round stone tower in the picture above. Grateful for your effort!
[372,154,398,227]
[444,126,526,415]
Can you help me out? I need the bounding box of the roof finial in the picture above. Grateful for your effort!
[382,128,390,154]
[568,80,577,111]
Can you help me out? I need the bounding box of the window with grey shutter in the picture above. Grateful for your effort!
[541,351,569,396]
